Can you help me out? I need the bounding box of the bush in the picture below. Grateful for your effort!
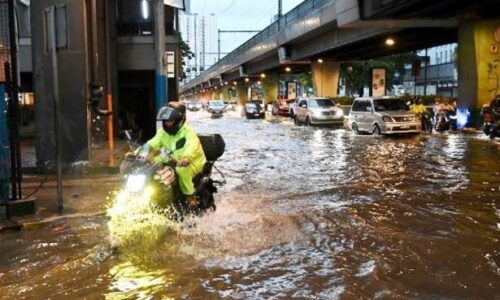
[399,94,457,106]
[330,96,355,106]
[331,94,457,106]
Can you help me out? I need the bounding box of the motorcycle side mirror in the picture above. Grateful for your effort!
[124,130,140,151]
[124,130,132,141]
[175,137,186,150]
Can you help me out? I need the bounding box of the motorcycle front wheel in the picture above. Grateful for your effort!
[483,124,492,135]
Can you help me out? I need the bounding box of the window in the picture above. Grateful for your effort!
[309,99,335,107]
[352,100,367,112]
[17,2,31,38]
[373,99,409,111]
[117,0,153,36]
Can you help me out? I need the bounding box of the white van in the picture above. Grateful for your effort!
[348,97,420,135]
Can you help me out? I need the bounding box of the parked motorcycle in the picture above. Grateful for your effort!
[481,105,500,139]
[434,111,457,132]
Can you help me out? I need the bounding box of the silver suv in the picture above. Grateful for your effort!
[294,97,344,126]
[348,97,420,135]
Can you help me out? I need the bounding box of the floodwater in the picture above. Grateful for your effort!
[1,108,500,299]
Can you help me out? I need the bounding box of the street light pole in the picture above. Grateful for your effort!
[218,29,221,61]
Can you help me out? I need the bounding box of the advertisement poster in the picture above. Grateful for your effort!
[371,68,386,97]
[287,81,297,99]
[250,88,259,101]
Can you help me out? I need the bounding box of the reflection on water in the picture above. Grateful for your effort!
[106,261,174,300]
[1,110,499,299]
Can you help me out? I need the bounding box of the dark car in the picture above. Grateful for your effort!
[207,100,225,118]
[187,101,202,111]
[243,102,265,119]
[272,99,293,116]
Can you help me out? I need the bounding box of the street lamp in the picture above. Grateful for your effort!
[385,38,395,46]
[260,73,266,78]
[141,0,149,20]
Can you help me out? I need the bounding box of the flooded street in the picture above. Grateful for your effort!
[1,109,500,299]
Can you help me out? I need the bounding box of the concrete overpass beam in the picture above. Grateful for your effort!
[312,60,340,98]
[457,20,500,124]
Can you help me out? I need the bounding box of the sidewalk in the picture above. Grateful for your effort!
[1,133,130,232]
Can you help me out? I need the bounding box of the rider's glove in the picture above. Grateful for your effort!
[177,157,190,167]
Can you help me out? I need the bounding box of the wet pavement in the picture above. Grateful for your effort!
[1,108,499,299]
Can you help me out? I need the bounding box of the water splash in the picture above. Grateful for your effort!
[456,107,471,129]
[106,188,181,253]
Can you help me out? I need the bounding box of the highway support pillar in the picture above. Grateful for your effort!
[458,20,500,126]
[262,73,278,106]
[311,60,340,98]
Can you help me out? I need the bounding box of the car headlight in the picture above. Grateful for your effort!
[382,116,393,122]
[337,110,344,117]
[126,174,146,193]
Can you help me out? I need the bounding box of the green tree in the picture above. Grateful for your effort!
[299,73,313,95]
[340,52,418,96]
[177,32,194,82]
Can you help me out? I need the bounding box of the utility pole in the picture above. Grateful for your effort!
[154,0,167,109]
[218,30,260,61]
[193,14,198,76]
[7,0,21,201]
[423,48,428,96]
[48,6,63,211]
[104,0,114,155]
[278,0,282,18]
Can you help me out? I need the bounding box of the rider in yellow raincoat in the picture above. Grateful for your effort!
[147,102,206,208]
[410,98,428,115]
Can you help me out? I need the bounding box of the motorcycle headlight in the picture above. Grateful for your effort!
[382,116,393,122]
[126,174,146,193]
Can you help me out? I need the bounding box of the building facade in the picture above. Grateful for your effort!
[10,0,182,166]
[403,43,458,97]
[179,12,217,82]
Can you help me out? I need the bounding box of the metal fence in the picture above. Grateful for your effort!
[0,0,10,82]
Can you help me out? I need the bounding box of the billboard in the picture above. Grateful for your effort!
[287,81,297,99]
[371,68,386,97]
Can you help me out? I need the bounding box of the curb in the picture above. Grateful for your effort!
[21,165,120,175]
[0,212,106,233]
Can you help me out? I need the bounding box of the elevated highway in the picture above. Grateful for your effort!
[180,0,500,116]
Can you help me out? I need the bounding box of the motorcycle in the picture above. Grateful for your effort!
[481,105,500,139]
[434,110,457,132]
[418,112,433,133]
[107,131,225,248]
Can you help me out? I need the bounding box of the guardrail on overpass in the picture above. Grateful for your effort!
[180,0,336,92]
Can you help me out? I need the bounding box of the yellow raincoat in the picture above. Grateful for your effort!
[147,123,206,195]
